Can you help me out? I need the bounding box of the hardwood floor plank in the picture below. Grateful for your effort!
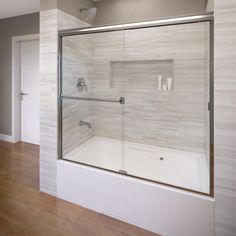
[0,141,160,236]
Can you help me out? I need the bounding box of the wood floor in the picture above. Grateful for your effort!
[0,141,160,236]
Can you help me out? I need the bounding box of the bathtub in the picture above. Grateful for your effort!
[63,136,209,193]
[57,136,214,236]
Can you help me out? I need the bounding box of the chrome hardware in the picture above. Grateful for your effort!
[79,120,92,129]
[21,92,28,96]
[59,13,214,37]
[208,102,211,111]
[77,77,88,92]
[20,92,28,101]
[60,96,125,104]
[119,97,125,104]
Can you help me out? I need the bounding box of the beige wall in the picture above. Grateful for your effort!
[0,13,39,136]
[94,0,206,25]
[206,0,214,11]
[41,0,94,24]
[40,0,58,10]
[58,0,94,22]
[41,0,207,27]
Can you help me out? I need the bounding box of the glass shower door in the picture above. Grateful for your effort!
[60,31,126,173]
[59,18,212,195]
[122,22,211,194]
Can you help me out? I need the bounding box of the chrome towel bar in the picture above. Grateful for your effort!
[60,96,125,104]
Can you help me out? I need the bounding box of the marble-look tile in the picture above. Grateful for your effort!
[58,10,90,30]
[40,10,58,33]
[215,1,236,235]
[42,9,211,196]
[40,9,90,195]
[61,33,94,155]
[87,22,209,153]
[60,22,210,165]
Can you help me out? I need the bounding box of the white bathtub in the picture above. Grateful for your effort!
[64,136,209,193]
[57,136,214,236]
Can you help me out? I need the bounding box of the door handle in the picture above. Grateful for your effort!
[20,92,28,101]
[21,92,28,96]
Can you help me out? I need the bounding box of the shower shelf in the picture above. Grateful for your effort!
[110,59,174,90]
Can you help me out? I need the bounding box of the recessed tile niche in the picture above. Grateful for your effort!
[110,59,174,91]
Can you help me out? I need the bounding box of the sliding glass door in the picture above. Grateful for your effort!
[60,31,126,173]
[59,19,212,195]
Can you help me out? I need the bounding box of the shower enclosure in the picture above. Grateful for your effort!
[58,14,214,196]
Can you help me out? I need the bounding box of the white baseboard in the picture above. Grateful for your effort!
[0,134,15,143]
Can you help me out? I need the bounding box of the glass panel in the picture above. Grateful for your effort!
[123,22,210,194]
[60,21,212,195]
[61,31,125,173]
[62,99,124,172]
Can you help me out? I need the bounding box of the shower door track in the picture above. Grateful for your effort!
[58,12,214,197]
[58,12,213,36]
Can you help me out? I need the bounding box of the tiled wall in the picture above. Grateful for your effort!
[40,9,90,195]
[90,23,210,153]
[215,0,236,235]
[62,23,210,155]
[40,3,236,234]
[40,9,58,195]
[62,34,94,155]
[41,9,211,195]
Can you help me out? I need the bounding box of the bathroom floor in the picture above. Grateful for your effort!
[0,141,160,236]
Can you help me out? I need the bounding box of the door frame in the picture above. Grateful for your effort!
[12,34,39,143]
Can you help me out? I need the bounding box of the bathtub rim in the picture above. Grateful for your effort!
[61,155,212,197]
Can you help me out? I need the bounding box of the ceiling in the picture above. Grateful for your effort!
[0,0,40,19]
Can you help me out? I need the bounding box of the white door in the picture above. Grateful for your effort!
[20,40,40,145]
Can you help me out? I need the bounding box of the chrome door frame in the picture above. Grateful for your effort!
[58,12,214,197]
